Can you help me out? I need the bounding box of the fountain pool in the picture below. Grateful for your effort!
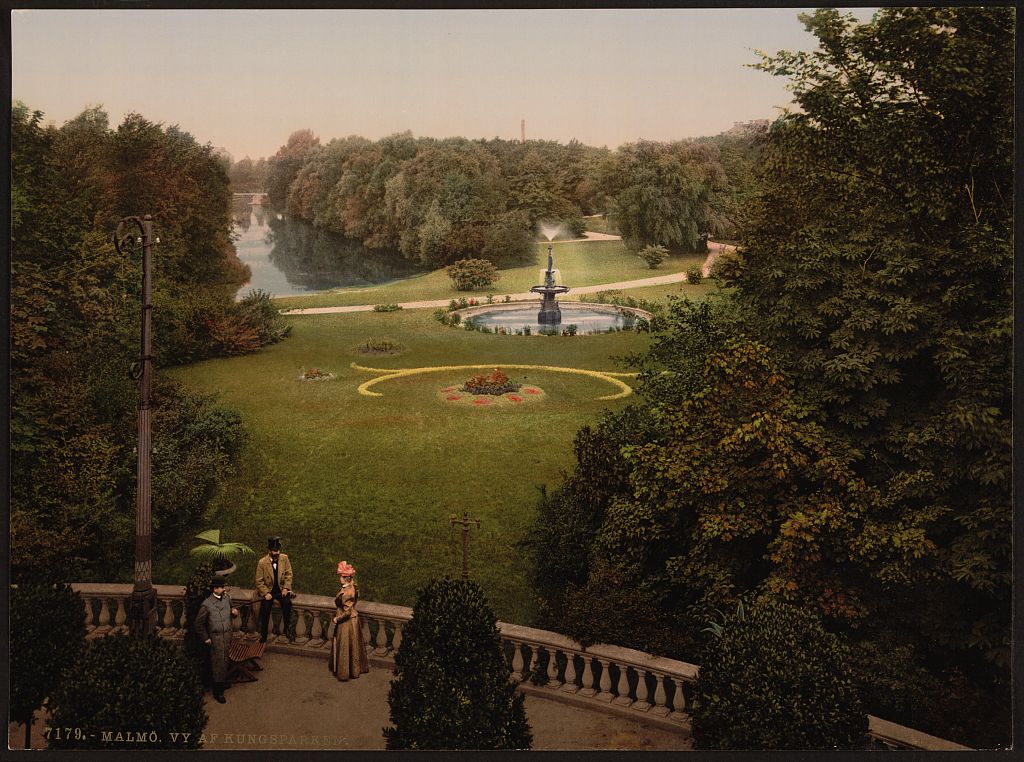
[453,301,652,335]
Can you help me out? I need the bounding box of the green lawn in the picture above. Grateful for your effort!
[272,240,705,311]
[160,307,653,624]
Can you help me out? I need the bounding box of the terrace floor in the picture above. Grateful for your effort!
[10,649,693,751]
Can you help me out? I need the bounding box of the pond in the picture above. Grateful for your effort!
[232,201,421,300]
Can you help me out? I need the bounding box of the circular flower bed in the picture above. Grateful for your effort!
[438,383,545,407]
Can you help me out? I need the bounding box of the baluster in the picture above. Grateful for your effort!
[510,641,525,683]
[525,645,538,682]
[293,607,309,645]
[633,669,652,711]
[113,597,127,633]
[668,678,688,722]
[612,665,633,706]
[595,658,614,702]
[651,672,670,716]
[361,617,373,655]
[391,622,403,653]
[309,611,325,645]
[545,648,562,689]
[95,597,112,634]
[560,653,579,693]
[578,655,597,697]
[373,618,389,655]
[162,599,176,634]
[83,597,96,633]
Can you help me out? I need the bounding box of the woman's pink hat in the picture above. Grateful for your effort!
[337,560,356,576]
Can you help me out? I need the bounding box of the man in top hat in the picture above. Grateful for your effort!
[255,536,294,643]
[194,575,239,703]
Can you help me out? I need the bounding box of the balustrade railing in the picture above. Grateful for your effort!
[70,583,970,751]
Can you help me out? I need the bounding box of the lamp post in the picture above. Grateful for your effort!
[448,512,481,582]
[114,214,158,637]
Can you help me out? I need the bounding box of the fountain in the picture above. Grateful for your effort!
[447,222,654,335]
[530,243,570,325]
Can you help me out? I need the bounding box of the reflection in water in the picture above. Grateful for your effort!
[233,206,421,299]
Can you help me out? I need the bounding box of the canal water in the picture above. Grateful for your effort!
[232,202,421,299]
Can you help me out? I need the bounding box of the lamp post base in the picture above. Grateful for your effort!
[128,586,159,637]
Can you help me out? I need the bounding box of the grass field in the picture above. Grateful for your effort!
[272,240,705,311]
[160,307,655,624]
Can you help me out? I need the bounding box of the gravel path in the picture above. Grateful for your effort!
[281,242,734,316]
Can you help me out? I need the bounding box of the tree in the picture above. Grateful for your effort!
[446,258,499,291]
[602,139,725,252]
[47,635,206,749]
[265,128,320,209]
[9,582,86,749]
[692,598,867,750]
[734,9,1011,740]
[384,578,532,750]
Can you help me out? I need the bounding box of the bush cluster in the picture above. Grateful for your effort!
[686,265,703,284]
[372,303,402,312]
[47,634,207,749]
[691,598,868,750]
[447,259,500,291]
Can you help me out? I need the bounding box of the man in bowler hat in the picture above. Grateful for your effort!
[255,536,294,643]
[194,575,239,703]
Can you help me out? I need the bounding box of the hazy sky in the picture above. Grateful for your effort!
[12,8,873,161]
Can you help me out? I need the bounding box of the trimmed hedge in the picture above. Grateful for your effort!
[47,634,206,749]
[691,598,868,750]
[384,578,532,750]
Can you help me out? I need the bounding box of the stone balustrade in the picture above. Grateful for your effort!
[70,583,970,751]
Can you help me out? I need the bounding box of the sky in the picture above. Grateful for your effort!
[11,8,875,161]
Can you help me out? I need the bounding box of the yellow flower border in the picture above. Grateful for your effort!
[351,363,637,400]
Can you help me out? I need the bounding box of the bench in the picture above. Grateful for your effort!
[228,639,266,683]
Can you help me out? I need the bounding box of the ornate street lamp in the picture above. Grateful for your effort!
[114,215,158,636]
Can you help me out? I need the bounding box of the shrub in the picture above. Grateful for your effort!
[691,598,868,750]
[359,338,404,354]
[709,248,743,281]
[10,581,86,749]
[638,244,669,269]
[461,368,522,396]
[48,634,206,749]
[236,288,292,345]
[561,324,578,336]
[686,265,703,284]
[447,258,500,291]
[373,303,402,312]
[384,578,532,750]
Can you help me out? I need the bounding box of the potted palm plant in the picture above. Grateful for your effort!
[189,529,255,577]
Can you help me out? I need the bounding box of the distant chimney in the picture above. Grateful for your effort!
[521,119,526,144]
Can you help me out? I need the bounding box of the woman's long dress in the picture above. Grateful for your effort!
[329,584,370,681]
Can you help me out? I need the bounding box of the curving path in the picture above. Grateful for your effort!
[280,242,734,316]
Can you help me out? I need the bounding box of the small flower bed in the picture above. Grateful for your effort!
[460,368,522,396]
[300,367,334,381]
[373,303,402,312]
[358,337,405,355]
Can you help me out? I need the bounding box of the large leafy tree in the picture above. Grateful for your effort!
[10,104,267,581]
[733,7,1012,684]
[602,139,726,251]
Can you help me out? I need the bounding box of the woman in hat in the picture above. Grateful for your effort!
[329,560,370,681]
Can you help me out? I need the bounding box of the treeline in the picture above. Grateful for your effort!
[522,7,1012,748]
[234,126,761,268]
[10,103,289,582]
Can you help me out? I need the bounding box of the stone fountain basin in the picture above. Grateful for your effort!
[451,301,653,335]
